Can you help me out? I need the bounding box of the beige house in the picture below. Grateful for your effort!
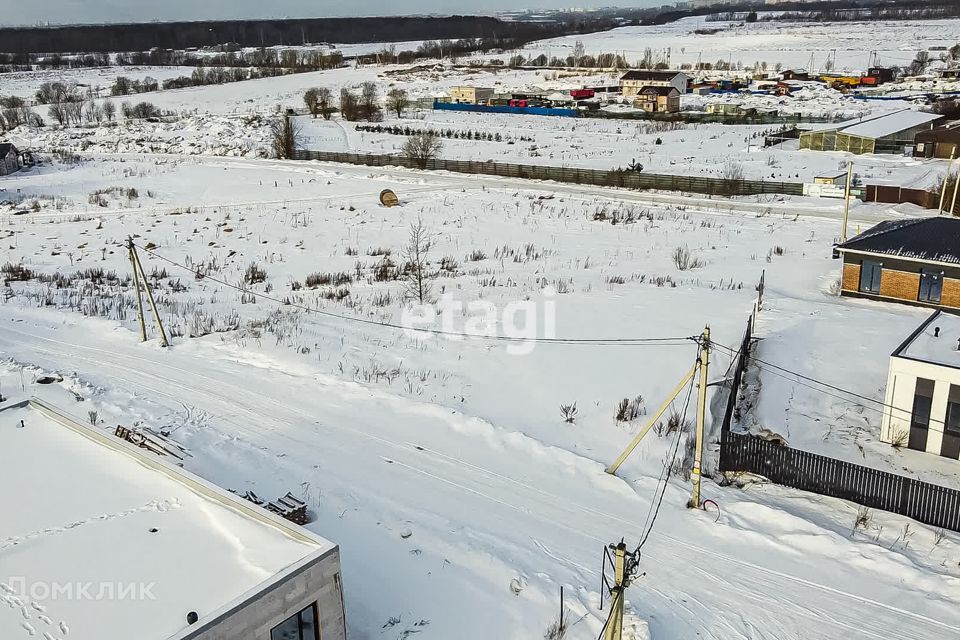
[882,311,960,460]
[449,86,494,104]
[633,86,681,113]
[706,102,745,116]
[619,70,689,97]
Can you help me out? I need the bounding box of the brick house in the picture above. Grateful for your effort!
[835,217,960,310]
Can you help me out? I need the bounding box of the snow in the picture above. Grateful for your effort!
[899,311,960,368]
[837,110,944,140]
[0,404,326,640]
[2,154,960,639]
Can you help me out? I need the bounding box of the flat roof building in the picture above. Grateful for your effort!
[0,398,346,640]
[800,110,944,155]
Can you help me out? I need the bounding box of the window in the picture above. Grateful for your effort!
[271,603,318,640]
[858,260,882,294]
[918,269,943,303]
[943,385,960,459]
[909,378,935,452]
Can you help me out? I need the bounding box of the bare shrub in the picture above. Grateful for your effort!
[305,272,352,288]
[560,403,578,424]
[852,505,872,535]
[244,262,267,285]
[403,219,434,303]
[403,131,443,169]
[721,160,745,195]
[890,428,908,449]
[615,396,646,422]
[672,245,705,271]
[1,262,34,282]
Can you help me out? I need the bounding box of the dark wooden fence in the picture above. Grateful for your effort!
[718,274,960,532]
[291,150,805,197]
[865,184,957,215]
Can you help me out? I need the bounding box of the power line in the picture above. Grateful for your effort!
[135,241,699,347]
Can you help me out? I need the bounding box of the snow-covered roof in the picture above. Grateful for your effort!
[0,400,333,640]
[837,110,942,140]
[836,217,960,265]
[895,311,960,369]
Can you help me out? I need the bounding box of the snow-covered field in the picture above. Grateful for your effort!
[512,16,960,73]
[2,155,960,639]
[2,14,960,640]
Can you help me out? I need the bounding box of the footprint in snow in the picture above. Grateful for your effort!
[21,621,36,636]
[20,605,30,619]
[1,583,15,594]
[30,602,46,612]
[42,633,58,640]
[59,621,69,635]
[38,615,52,625]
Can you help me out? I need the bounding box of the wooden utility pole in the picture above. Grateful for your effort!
[840,161,854,242]
[951,163,960,217]
[602,542,627,640]
[689,326,710,510]
[128,239,147,342]
[939,148,956,214]
[127,237,169,348]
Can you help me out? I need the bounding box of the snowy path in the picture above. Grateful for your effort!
[2,308,959,639]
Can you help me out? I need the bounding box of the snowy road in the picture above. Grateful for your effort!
[2,308,959,640]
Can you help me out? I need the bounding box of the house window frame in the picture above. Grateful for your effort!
[270,603,320,640]
[858,259,883,294]
[918,268,944,304]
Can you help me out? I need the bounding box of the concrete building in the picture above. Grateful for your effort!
[620,70,689,96]
[881,311,960,459]
[0,398,346,640]
[448,86,494,104]
[633,86,681,113]
[800,110,944,154]
[914,121,960,159]
[835,217,960,311]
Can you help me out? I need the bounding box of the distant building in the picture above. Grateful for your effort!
[814,172,847,186]
[706,102,750,116]
[881,310,960,459]
[914,121,960,159]
[799,110,944,154]
[620,70,689,96]
[0,398,347,640]
[0,143,21,176]
[779,69,810,81]
[633,86,681,113]
[835,217,960,310]
[938,68,960,81]
[449,86,494,104]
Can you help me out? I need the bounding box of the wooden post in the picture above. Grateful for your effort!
[130,241,169,348]
[840,161,853,242]
[940,148,957,214]
[603,543,627,640]
[951,163,960,217]
[127,237,147,342]
[689,326,710,509]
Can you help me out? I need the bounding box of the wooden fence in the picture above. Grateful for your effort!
[865,184,957,215]
[292,150,806,197]
[718,274,960,532]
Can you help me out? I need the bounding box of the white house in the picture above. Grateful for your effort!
[0,398,347,640]
[881,310,960,460]
[619,70,690,96]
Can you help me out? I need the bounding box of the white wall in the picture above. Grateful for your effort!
[881,356,960,458]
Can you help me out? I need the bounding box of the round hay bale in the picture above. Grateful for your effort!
[379,189,399,208]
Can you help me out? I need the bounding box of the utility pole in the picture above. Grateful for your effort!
[939,147,957,214]
[127,237,169,348]
[840,161,854,242]
[951,167,960,217]
[688,326,710,510]
[602,542,628,640]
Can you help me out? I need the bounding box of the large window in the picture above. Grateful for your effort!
[943,385,960,459]
[909,378,935,452]
[859,260,882,294]
[918,269,943,304]
[271,603,318,640]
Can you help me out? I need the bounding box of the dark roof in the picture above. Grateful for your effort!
[836,217,960,264]
[638,85,680,96]
[620,70,685,81]
[915,121,960,144]
[0,143,17,156]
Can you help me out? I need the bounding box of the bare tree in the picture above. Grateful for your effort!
[102,100,116,122]
[386,88,409,118]
[339,87,359,121]
[402,131,443,169]
[270,116,302,159]
[572,40,585,67]
[303,87,319,117]
[721,160,745,195]
[316,87,333,120]
[360,81,382,121]
[403,219,434,304]
[910,50,931,76]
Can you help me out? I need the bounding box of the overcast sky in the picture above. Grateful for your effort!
[3,1,660,27]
